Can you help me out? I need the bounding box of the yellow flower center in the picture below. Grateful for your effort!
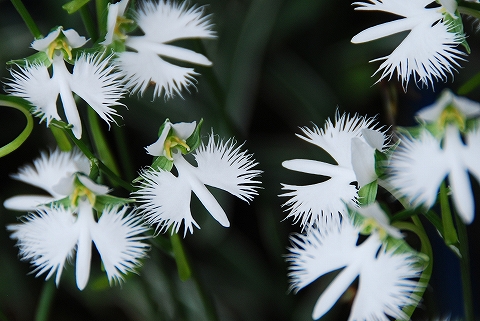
[114,16,134,40]
[164,136,190,160]
[438,105,466,131]
[47,38,73,61]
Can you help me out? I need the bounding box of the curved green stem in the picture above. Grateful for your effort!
[0,95,34,157]
[34,280,55,321]
[393,218,433,320]
[10,0,42,38]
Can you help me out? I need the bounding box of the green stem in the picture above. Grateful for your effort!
[95,0,108,39]
[34,280,55,321]
[87,108,121,183]
[79,5,98,42]
[50,126,73,151]
[113,125,135,182]
[454,213,474,321]
[0,95,34,157]
[393,217,433,320]
[10,0,42,38]
[440,182,459,249]
[52,121,133,191]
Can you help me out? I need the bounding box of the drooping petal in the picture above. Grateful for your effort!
[175,155,230,228]
[101,0,130,45]
[7,207,79,286]
[31,27,62,52]
[91,206,149,285]
[388,131,449,208]
[193,135,262,202]
[62,29,88,48]
[77,175,110,196]
[134,169,200,235]
[351,137,377,187]
[145,121,172,156]
[70,53,125,129]
[6,62,60,125]
[135,0,215,43]
[351,247,424,320]
[75,200,94,290]
[115,50,198,98]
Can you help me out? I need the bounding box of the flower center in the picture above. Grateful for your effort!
[114,16,134,40]
[438,105,466,132]
[164,135,190,160]
[47,38,73,61]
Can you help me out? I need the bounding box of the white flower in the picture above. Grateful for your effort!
[280,112,387,229]
[114,0,216,98]
[7,199,149,290]
[3,149,109,211]
[7,51,125,139]
[286,218,424,320]
[31,27,88,60]
[134,133,262,235]
[388,125,480,224]
[416,89,480,123]
[351,0,465,89]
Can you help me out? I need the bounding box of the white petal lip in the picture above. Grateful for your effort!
[8,200,149,290]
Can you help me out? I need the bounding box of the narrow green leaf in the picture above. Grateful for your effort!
[62,0,91,14]
[7,52,51,67]
[185,118,204,153]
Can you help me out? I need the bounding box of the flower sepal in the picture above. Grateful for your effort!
[358,180,378,206]
[442,5,470,53]
[185,118,204,154]
[151,156,174,172]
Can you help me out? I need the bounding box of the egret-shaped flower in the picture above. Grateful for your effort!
[280,112,388,229]
[351,0,465,89]
[286,218,424,320]
[3,149,104,211]
[388,126,480,224]
[134,124,262,235]
[7,27,125,139]
[112,0,216,98]
[8,199,149,290]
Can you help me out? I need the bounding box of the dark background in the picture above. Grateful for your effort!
[0,0,479,320]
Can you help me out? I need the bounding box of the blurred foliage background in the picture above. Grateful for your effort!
[0,0,479,320]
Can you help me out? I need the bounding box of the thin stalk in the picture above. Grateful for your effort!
[113,125,135,182]
[440,182,459,249]
[454,213,474,321]
[50,126,72,151]
[95,0,109,35]
[87,108,121,182]
[10,0,42,38]
[0,95,34,157]
[34,280,55,321]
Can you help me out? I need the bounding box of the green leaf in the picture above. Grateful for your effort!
[7,51,51,67]
[62,0,91,14]
[94,195,135,212]
[170,233,192,281]
[358,180,378,205]
[185,118,204,153]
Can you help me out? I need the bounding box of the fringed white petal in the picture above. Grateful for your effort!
[6,62,60,125]
[351,248,425,320]
[70,53,124,127]
[280,177,357,229]
[135,0,215,43]
[372,20,465,89]
[116,50,198,98]
[7,207,79,286]
[91,206,150,285]
[193,134,262,203]
[388,131,449,209]
[134,169,199,235]
[286,220,360,292]
[5,149,89,205]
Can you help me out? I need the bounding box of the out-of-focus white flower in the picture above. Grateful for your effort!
[113,0,216,99]
[3,149,106,211]
[8,199,149,290]
[101,0,131,46]
[287,218,424,320]
[134,133,262,235]
[388,125,480,224]
[351,0,465,89]
[354,202,403,239]
[280,112,387,229]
